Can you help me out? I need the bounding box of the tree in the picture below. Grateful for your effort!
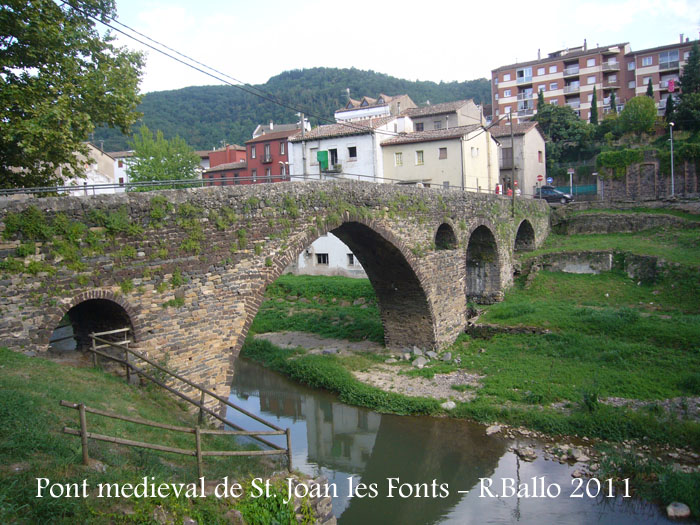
[590,87,599,125]
[619,96,657,136]
[609,91,617,114]
[646,78,654,98]
[0,0,143,188]
[537,89,546,111]
[665,94,675,124]
[680,42,700,95]
[127,126,201,186]
[534,103,593,173]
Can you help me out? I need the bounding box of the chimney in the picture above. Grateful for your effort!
[537,48,541,60]
[397,101,401,114]
[269,121,274,131]
[584,39,587,51]
[680,34,684,43]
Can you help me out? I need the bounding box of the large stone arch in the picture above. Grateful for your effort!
[253,213,438,351]
[43,290,139,352]
[465,223,501,304]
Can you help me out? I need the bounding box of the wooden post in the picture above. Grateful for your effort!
[124,347,131,384]
[79,403,89,465]
[198,390,206,426]
[195,426,203,479]
[286,428,293,472]
[91,334,97,367]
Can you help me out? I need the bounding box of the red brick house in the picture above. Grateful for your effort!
[245,129,297,183]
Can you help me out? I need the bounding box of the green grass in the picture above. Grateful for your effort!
[521,228,700,266]
[569,207,700,222]
[0,348,277,524]
[251,274,383,343]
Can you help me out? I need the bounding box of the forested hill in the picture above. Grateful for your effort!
[95,67,491,151]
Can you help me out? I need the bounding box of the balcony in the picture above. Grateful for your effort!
[563,85,580,94]
[659,79,678,90]
[566,101,581,109]
[262,154,273,164]
[517,92,534,101]
[659,60,680,71]
[603,79,619,88]
[658,99,667,109]
[516,76,533,85]
[518,108,534,116]
[563,66,580,77]
[602,62,620,71]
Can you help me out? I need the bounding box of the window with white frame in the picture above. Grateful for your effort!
[316,253,329,265]
[503,73,511,81]
[505,106,511,114]
[587,58,595,67]
[550,99,558,105]
[537,67,545,75]
[588,94,593,102]
[252,169,257,181]
[642,56,652,66]
[549,82,558,90]
[281,164,286,176]
[280,142,285,155]
[438,147,447,159]
[394,152,403,166]
[503,89,511,97]
[684,51,690,60]
[495,94,499,100]
[549,65,557,73]
[643,76,651,87]
[628,61,635,70]
[416,150,424,165]
[538,84,546,92]
[434,120,442,129]
[587,75,596,84]
[250,145,256,159]
[628,80,636,89]
[265,167,271,179]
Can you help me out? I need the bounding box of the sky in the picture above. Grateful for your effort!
[108,0,700,94]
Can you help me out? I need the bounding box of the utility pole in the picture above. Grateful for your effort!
[299,112,307,180]
[669,122,675,197]
[509,113,516,217]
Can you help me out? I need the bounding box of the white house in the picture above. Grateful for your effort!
[288,116,412,182]
[402,99,485,131]
[489,121,547,197]
[61,144,117,195]
[334,94,416,122]
[285,233,367,279]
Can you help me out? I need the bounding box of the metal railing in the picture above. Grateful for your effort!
[563,67,580,76]
[563,85,580,94]
[516,76,533,84]
[517,92,534,101]
[659,60,680,71]
[602,62,620,71]
[86,330,292,469]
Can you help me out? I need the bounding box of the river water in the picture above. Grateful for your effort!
[227,358,674,525]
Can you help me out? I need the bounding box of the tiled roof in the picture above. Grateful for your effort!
[107,150,133,158]
[205,161,247,173]
[245,129,300,144]
[381,124,482,146]
[194,150,211,158]
[492,42,629,73]
[289,116,396,142]
[256,123,300,135]
[335,94,408,114]
[489,121,541,138]
[403,99,472,117]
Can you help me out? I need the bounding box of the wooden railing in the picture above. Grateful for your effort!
[85,330,292,470]
[60,401,290,477]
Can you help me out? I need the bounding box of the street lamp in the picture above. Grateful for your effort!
[669,122,675,197]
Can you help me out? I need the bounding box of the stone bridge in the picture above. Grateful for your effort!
[0,181,549,395]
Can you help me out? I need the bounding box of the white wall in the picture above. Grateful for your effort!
[286,233,367,278]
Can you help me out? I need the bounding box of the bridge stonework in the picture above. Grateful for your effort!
[0,182,549,396]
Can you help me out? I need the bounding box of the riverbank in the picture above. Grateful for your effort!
[0,347,325,524]
[243,249,700,518]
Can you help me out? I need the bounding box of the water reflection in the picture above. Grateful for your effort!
[228,359,674,525]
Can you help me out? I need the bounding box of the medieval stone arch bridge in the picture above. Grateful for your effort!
[0,181,549,394]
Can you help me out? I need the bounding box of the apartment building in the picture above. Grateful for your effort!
[492,36,698,123]
[491,41,630,123]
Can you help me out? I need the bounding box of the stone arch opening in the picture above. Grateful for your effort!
[514,219,535,252]
[434,223,457,250]
[466,225,500,304]
[49,299,134,354]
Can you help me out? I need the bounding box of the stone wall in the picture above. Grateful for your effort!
[0,182,549,401]
[552,212,699,235]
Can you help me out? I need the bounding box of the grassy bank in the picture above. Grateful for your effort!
[0,348,288,524]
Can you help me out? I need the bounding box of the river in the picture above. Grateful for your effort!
[227,358,674,524]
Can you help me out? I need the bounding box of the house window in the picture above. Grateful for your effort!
[281,164,286,176]
[439,147,447,159]
[316,253,329,265]
[684,51,690,61]
[550,99,558,105]
[495,94,499,100]
[538,84,546,92]
[329,148,338,165]
[443,181,450,189]
[642,56,652,66]
[588,94,593,102]
[251,169,257,182]
[434,120,442,130]
[549,82,558,90]
[119,177,124,185]
[347,254,355,266]
[265,168,271,180]
[310,147,318,165]
[415,122,424,131]
[660,50,679,68]
[394,152,403,166]
[628,80,636,89]
[280,142,285,155]
[493,77,498,84]
[250,145,256,159]
[503,73,511,81]
[538,150,543,163]
[503,89,511,97]
[118,160,124,168]
[628,61,635,70]
[549,65,557,73]
[416,150,424,165]
[471,147,479,157]
[587,58,595,67]
[537,67,545,76]
[642,76,651,87]
[348,146,357,160]
[505,106,511,113]
[264,143,271,159]
[587,75,596,84]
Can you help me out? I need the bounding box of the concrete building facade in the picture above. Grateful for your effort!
[489,122,546,196]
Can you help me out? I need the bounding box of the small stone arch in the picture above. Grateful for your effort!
[514,219,536,252]
[434,223,458,250]
[466,224,501,304]
[45,290,139,352]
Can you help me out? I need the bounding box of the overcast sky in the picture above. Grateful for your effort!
[109,0,700,94]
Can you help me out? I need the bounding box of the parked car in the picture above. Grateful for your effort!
[536,186,574,204]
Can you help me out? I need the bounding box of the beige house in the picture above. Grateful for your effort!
[489,122,546,197]
[381,125,500,191]
[403,99,485,132]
